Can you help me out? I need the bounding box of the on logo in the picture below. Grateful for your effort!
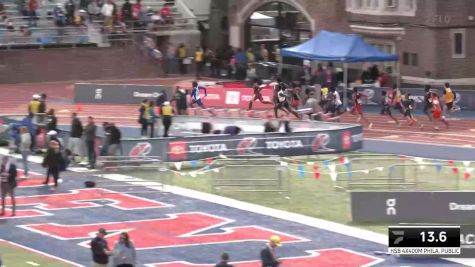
[386,198,397,215]
[94,89,103,100]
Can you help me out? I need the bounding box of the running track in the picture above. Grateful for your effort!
[1,78,474,148]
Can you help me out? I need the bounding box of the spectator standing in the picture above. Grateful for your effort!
[47,130,63,149]
[107,123,122,156]
[88,0,100,22]
[132,0,142,24]
[156,90,167,107]
[235,48,247,80]
[46,109,57,132]
[69,113,83,164]
[138,99,149,137]
[54,3,66,26]
[102,0,115,32]
[260,44,269,62]
[160,101,173,137]
[0,157,17,217]
[19,127,31,178]
[194,46,204,79]
[147,101,157,138]
[84,116,97,169]
[27,0,38,27]
[260,235,282,267]
[101,122,111,157]
[37,94,47,124]
[112,232,137,267]
[159,4,171,24]
[42,140,61,188]
[28,94,40,117]
[65,0,75,25]
[91,228,112,267]
[215,253,234,267]
[273,44,281,63]
[178,43,187,74]
[246,48,255,65]
[173,86,188,115]
[122,0,132,24]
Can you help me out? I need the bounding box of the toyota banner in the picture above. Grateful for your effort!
[121,126,362,162]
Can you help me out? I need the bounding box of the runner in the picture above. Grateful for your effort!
[423,85,433,121]
[391,84,405,115]
[350,88,372,128]
[430,91,449,130]
[190,81,215,115]
[329,87,343,116]
[248,78,272,110]
[402,93,424,130]
[273,79,299,119]
[443,82,456,116]
[380,90,400,125]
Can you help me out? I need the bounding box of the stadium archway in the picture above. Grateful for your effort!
[232,0,315,49]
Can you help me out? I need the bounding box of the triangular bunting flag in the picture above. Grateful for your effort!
[174,162,182,171]
[307,161,314,165]
[213,168,220,173]
[414,157,424,164]
[280,161,288,166]
[190,160,198,168]
[330,172,337,182]
[463,161,471,167]
[328,164,336,173]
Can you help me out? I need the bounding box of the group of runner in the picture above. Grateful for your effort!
[375,83,453,130]
[188,79,456,131]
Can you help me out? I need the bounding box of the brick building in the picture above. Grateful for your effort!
[225,0,475,85]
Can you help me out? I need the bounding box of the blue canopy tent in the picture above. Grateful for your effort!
[281,30,399,107]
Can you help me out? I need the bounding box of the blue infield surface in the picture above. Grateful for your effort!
[0,156,465,267]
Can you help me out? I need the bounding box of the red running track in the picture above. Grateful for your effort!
[1,78,474,148]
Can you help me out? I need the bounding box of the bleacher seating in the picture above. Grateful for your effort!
[0,0,196,48]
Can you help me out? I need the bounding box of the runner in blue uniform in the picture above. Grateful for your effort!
[190,81,215,116]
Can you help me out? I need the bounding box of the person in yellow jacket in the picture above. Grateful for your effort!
[194,46,204,79]
[178,43,187,74]
[28,94,41,116]
[443,82,456,115]
[160,101,174,137]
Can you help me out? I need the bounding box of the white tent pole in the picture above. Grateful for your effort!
[343,63,348,109]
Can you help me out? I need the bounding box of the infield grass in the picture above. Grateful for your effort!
[124,152,475,234]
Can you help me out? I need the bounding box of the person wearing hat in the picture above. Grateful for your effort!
[28,94,41,117]
[160,101,173,137]
[42,140,62,188]
[260,235,282,267]
[91,228,112,267]
[0,156,18,216]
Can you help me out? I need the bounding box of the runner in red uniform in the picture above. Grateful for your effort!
[430,91,449,130]
[351,88,372,128]
[248,79,272,110]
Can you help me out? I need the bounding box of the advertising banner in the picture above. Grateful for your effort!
[351,191,475,224]
[74,83,173,104]
[195,87,275,110]
[121,126,362,162]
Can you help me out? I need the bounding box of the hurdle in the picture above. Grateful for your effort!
[211,155,290,193]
